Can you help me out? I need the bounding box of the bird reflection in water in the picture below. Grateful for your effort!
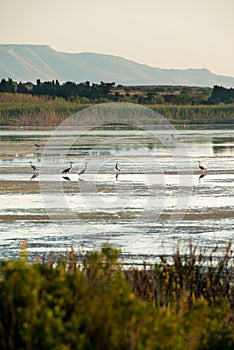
[62,176,71,181]
[30,173,38,181]
[199,173,207,183]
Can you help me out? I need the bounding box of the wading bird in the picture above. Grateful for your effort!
[171,134,182,141]
[198,161,206,171]
[34,143,40,149]
[29,161,36,172]
[62,162,73,174]
[115,163,120,180]
[78,162,87,175]
[115,163,120,172]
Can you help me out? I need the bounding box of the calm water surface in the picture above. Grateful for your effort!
[0,126,233,263]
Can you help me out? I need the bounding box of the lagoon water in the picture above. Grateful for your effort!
[0,125,233,263]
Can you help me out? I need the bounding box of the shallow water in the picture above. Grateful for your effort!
[0,126,234,262]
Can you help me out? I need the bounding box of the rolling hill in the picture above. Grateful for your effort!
[1,44,234,87]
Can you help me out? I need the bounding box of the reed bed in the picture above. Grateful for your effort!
[0,93,89,126]
[0,93,234,125]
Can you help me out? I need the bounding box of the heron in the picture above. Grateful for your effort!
[115,163,120,180]
[62,162,74,174]
[166,134,176,141]
[29,161,36,172]
[115,163,120,172]
[198,161,206,171]
[78,162,87,175]
[171,134,182,141]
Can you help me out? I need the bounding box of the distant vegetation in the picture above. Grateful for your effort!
[1,78,234,105]
[0,78,234,125]
[208,85,234,104]
[0,243,233,349]
[0,93,89,126]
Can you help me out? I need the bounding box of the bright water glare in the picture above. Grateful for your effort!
[0,126,233,263]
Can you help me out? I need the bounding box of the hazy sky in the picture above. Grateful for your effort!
[1,0,234,76]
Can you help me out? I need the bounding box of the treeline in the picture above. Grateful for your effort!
[0,78,115,102]
[208,85,234,104]
[0,77,233,105]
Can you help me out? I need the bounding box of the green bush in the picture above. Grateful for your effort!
[0,244,233,349]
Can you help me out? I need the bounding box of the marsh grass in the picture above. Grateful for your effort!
[125,242,234,309]
[1,93,234,125]
[0,93,89,126]
[151,104,234,124]
[0,242,233,349]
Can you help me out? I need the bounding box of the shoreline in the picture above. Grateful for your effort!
[1,210,234,222]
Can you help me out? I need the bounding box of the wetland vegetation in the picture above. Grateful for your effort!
[0,80,234,125]
[0,243,233,349]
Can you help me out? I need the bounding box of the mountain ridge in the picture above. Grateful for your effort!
[1,44,234,87]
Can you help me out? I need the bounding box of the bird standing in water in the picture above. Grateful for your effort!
[198,161,206,171]
[115,163,120,172]
[78,162,87,176]
[29,161,36,172]
[62,162,74,174]
[115,163,120,180]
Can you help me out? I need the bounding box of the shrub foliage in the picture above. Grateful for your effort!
[0,243,233,349]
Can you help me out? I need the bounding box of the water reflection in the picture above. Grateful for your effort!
[199,173,207,183]
[213,145,234,156]
[62,176,71,181]
[212,136,234,156]
[30,173,38,180]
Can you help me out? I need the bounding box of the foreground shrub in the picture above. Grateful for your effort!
[0,244,233,349]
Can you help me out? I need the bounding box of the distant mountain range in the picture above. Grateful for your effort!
[1,44,234,87]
